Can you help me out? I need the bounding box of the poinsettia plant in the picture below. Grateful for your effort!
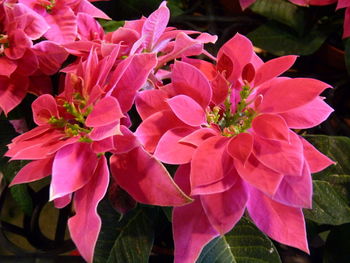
[1,0,350,262]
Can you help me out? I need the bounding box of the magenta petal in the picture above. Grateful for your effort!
[112,125,140,154]
[272,162,312,208]
[32,94,59,125]
[201,178,247,234]
[135,89,169,120]
[154,127,197,164]
[142,2,170,51]
[279,97,334,129]
[110,146,191,206]
[50,143,99,200]
[226,132,253,164]
[300,137,335,173]
[254,55,297,86]
[172,61,212,109]
[135,110,186,153]
[86,96,124,127]
[10,157,53,186]
[247,187,309,253]
[253,131,304,176]
[252,114,290,141]
[89,121,122,141]
[190,136,232,189]
[343,8,350,38]
[211,72,229,105]
[235,154,283,196]
[54,194,72,209]
[68,155,109,263]
[167,95,206,126]
[0,57,17,77]
[259,78,331,113]
[239,0,256,9]
[173,164,219,263]
[179,128,218,147]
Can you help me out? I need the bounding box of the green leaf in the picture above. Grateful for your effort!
[94,199,156,263]
[250,0,306,33]
[303,180,350,225]
[1,160,33,216]
[197,217,281,263]
[98,19,125,33]
[248,21,329,56]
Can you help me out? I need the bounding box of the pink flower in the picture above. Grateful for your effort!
[6,49,190,262]
[136,33,334,262]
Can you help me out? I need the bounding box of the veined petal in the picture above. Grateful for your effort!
[10,157,53,186]
[54,194,72,209]
[254,55,297,87]
[179,128,218,147]
[85,96,124,127]
[154,127,197,164]
[226,132,253,165]
[190,136,232,189]
[50,142,99,200]
[279,97,334,129]
[68,155,109,263]
[247,187,309,253]
[32,94,59,125]
[167,95,206,126]
[272,162,312,208]
[300,137,335,173]
[110,146,191,206]
[0,57,17,77]
[112,125,140,154]
[201,178,248,234]
[252,114,290,142]
[89,121,122,141]
[135,89,169,120]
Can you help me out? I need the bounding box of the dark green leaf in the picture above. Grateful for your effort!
[303,180,350,225]
[250,0,306,33]
[98,19,125,32]
[197,218,281,263]
[248,21,329,56]
[106,208,155,263]
[1,160,32,215]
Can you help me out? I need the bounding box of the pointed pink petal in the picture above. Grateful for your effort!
[154,127,197,164]
[167,95,206,126]
[235,154,283,196]
[73,0,110,19]
[254,55,297,86]
[92,136,114,153]
[54,194,72,209]
[0,57,17,77]
[110,147,191,206]
[179,128,219,147]
[239,0,256,9]
[172,61,212,109]
[211,72,229,105]
[89,121,122,141]
[112,125,140,154]
[32,41,68,75]
[258,78,331,113]
[300,137,335,173]
[272,162,312,208]
[0,75,29,115]
[44,7,77,44]
[85,96,124,127]
[13,49,39,76]
[247,187,309,253]
[10,157,53,186]
[110,53,157,112]
[32,94,59,125]
[9,125,51,144]
[182,57,216,79]
[201,178,247,234]
[252,114,290,141]
[135,89,169,120]
[190,136,233,189]
[76,13,104,41]
[279,97,334,129]
[142,2,170,51]
[50,143,99,200]
[173,164,219,263]
[253,131,304,176]
[68,155,109,263]
[226,132,253,164]
[217,33,254,82]
[135,110,186,153]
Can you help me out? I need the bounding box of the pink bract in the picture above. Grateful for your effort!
[136,33,334,262]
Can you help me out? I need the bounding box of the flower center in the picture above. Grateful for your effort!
[48,93,93,142]
[38,0,56,12]
[206,83,257,137]
[0,34,9,55]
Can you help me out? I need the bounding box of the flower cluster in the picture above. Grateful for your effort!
[240,0,350,38]
[3,1,334,263]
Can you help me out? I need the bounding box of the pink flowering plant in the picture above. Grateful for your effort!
[1,0,350,262]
